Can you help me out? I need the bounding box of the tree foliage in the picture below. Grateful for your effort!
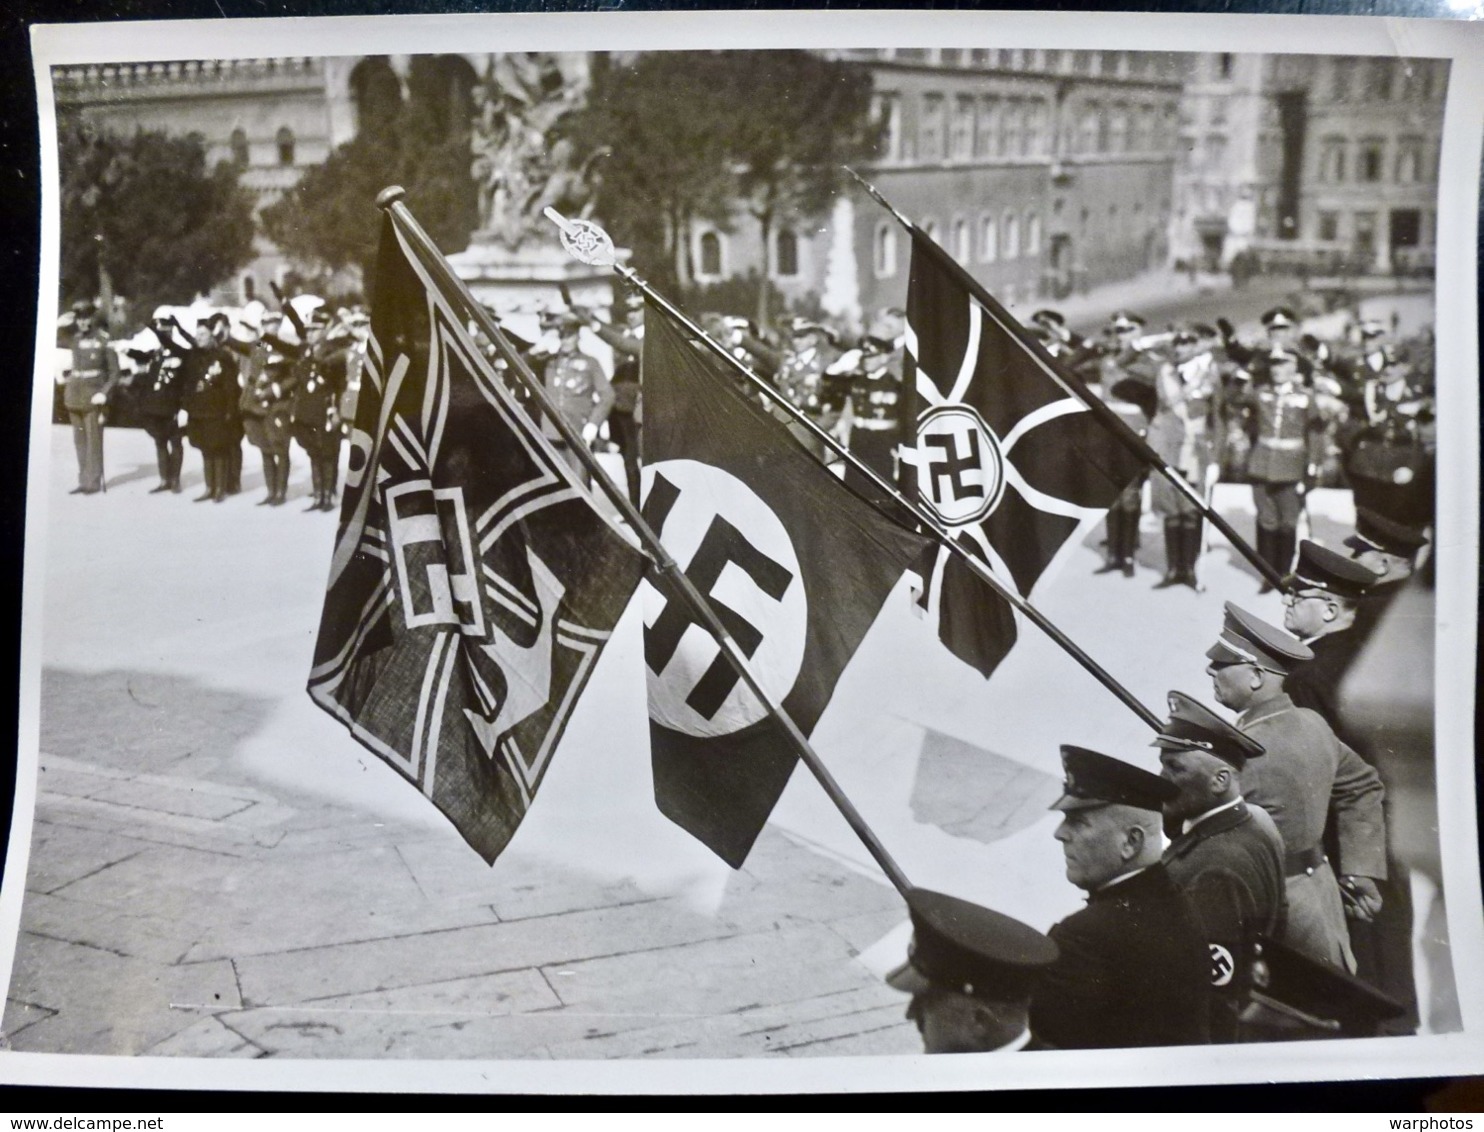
[59,115,257,319]
[261,57,479,292]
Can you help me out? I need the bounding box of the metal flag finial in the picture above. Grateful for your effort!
[544,207,617,268]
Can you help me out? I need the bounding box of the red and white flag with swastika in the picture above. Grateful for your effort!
[900,227,1148,678]
[307,215,647,864]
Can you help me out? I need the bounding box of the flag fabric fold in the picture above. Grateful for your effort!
[900,227,1149,677]
[308,215,647,864]
[641,304,933,867]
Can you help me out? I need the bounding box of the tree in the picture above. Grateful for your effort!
[570,52,741,292]
[59,116,257,323]
[721,52,879,328]
[261,56,479,293]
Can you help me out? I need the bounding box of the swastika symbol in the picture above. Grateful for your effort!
[1210,943,1235,988]
[924,430,985,506]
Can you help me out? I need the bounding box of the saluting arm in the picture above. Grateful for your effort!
[591,320,642,359]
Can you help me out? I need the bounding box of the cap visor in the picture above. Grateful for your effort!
[1343,534,1379,554]
[885,961,933,996]
[1050,793,1103,813]
[1205,640,1245,663]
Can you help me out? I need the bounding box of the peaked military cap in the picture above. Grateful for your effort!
[1174,322,1217,345]
[1359,318,1388,340]
[1344,506,1429,558]
[885,888,1058,1003]
[1251,934,1405,1036]
[788,316,826,337]
[1152,690,1265,767]
[1031,309,1071,341]
[1051,745,1177,812]
[1261,307,1299,330]
[1207,602,1314,674]
[71,299,96,317]
[1287,540,1380,602]
[1107,310,1146,332]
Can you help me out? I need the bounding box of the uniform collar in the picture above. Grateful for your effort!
[1238,693,1295,729]
[1094,864,1151,895]
[1181,795,1243,836]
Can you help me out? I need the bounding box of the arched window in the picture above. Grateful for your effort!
[698,230,723,278]
[921,217,940,245]
[1025,212,1042,256]
[874,223,898,278]
[775,228,799,277]
[1002,211,1020,260]
[276,126,296,166]
[350,56,403,138]
[952,217,971,263]
[981,214,998,263]
[230,127,249,167]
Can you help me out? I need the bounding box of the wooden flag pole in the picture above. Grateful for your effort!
[377,187,914,896]
[542,209,1163,731]
[845,166,1287,592]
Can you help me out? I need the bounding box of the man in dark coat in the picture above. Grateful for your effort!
[885,888,1059,1054]
[1207,603,1388,971]
[1029,746,1211,1048]
[125,310,190,493]
[586,289,643,505]
[1343,507,1429,651]
[180,314,242,503]
[1156,690,1286,1042]
[288,306,350,512]
[1282,539,1383,724]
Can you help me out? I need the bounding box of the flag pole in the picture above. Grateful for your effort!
[543,210,1163,731]
[844,167,1287,593]
[375,187,913,897]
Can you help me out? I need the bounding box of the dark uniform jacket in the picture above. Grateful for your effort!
[1239,693,1388,880]
[593,321,642,416]
[1029,864,1211,1049]
[1284,629,1367,745]
[1163,801,1287,1042]
[289,339,350,452]
[181,344,241,451]
[126,345,187,420]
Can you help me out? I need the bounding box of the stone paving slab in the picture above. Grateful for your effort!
[144,1015,266,1058]
[306,967,561,1017]
[16,889,206,967]
[4,933,241,1055]
[21,820,157,897]
[35,792,284,854]
[231,897,732,1008]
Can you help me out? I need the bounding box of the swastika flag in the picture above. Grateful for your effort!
[901,227,1147,677]
[642,305,932,867]
[307,216,647,864]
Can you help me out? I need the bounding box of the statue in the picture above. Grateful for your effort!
[470,52,605,250]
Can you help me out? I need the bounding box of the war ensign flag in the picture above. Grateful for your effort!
[642,305,932,867]
[901,229,1148,677]
[308,216,647,864]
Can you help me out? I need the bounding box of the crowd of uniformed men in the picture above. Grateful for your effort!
[59,279,1437,1053]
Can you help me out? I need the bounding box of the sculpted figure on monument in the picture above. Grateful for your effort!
[470,52,604,249]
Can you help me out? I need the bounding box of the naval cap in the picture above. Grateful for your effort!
[1051,745,1176,813]
[1343,506,1429,558]
[1251,934,1405,1035]
[1206,602,1313,674]
[1261,307,1299,330]
[885,888,1058,1003]
[1152,691,1265,767]
[1286,540,1380,602]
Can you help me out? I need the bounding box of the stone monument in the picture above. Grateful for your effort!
[448,52,622,350]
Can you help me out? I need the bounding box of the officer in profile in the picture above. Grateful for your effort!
[1030,746,1212,1048]
[884,888,1058,1053]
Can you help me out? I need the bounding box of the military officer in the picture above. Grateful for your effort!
[1234,344,1327,589]
[1029,746,1211,1048]
[1344,507,1429,650]
[772,317,839,461]
[885,888,1059,1054]
[1148,324,1222,590]
[1206,603,1388,970]
[541,311,614,487]
[235,310,296,507]
[128,309,189,493]
[586,289,644,505]
[62,300,120,495]
[1343,345,1435,526]
[1091,312,1155,577]
[835,332,905,496]
[1155,691,1286,1042]
[180,314,242,504]
[288,306,351,512]
[1240,932,1406,1042]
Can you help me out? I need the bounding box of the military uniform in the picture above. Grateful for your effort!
[181,335,241,503]
[288,325,349,512]
[831,335,904,502]
[541,321,614,487]
[127,322,187,492]
[63,310,120,494]
[1088,312,1155,577]
[1031,746,1211,1049]
[1343,357,1435,527]
[1149,328,1222,588]
[592,307,643,505]
[236,331,296,506]
[1210,605,1388,971]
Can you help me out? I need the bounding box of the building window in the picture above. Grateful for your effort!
[921,217,940,245]
[874,223,898,278]
[970,49,991,66]
[949,216,973,264]
[697,230,724,278]
[1078,103,1100,154]
[1024,212,1042,256]
[1109,105,1129,153]
[276,126,296,166]
[1395,137,1423,184]
[1024,101,1045,156]
[230,127,249,167]
[1046,49,1066,73]
[1317,211,1340,241]
[1219,53,1234,80]
[1073,51,1092,74]
[999,49,1016,69]
[1332,58,1353,101]
[920,93,946,162]
[941,48,963,67]
[1359,138,1385,183]
[950,95,975,161]
[1003,100,1022,157]
[981,214,998,263]
[1002,211,1020,260]
[1370,57,1394,100]
[1318,137,1347,183]
[977,96,1000,158]
[775,229,798,277]
[873,93,902,163]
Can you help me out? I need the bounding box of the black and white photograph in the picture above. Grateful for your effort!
[4,9,1482,1095]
